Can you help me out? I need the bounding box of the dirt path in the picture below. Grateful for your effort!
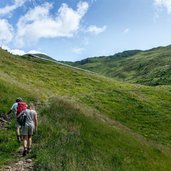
[2,146,34,171]
[0,117,33,171]
[3,156,33,171]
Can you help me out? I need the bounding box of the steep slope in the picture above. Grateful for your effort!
[0,48,171,170]
[70,45,171,85]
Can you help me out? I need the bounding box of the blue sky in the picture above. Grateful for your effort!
[0,0,171,61]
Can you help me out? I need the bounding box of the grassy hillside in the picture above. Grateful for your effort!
[69,45,171,86]
[0,48,171,170]
[32,97,171,171]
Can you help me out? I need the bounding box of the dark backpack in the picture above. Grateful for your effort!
[17,112,27,126]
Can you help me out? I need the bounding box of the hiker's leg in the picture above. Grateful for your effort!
[22,135,28,156]
[28,135,32,149]
[15,121,21,135]
[22,126,28,148]
[16,127,20,135]
[27,126,34,153]
[23,135,28,149]
[16,124,21,143]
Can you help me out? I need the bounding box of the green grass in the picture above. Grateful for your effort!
[0,78,37,166]
[0,48,171,170]
[69,45,171,85]
[32,97,171,171]
[0,125,19,166]
[0,79,36,112]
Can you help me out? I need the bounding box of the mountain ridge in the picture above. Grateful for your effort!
[66,45,171,86]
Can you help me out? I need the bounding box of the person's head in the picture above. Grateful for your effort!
[27,103,35,110]
[16,97,23,102]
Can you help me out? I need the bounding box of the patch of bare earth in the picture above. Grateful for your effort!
[2,146,34,171]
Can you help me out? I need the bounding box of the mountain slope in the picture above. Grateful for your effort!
[0,48,171,170]
[34,97,171,171]
[69,45,171,85]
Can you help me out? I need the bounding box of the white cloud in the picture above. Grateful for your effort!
[154,0,171,13]
[2,45,25,55]
[10,49,26,55]
[0,0,27,16]
[2,45,46,56]
[15,2,89,46]
[27,50,47,54]
[86,25,106,34]
[72,47,84,54]
[0,19,13,45]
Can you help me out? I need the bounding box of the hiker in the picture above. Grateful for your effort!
[22,103,38,156]
[7,97,27,143]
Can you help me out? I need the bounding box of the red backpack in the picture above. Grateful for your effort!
[17,101,27,116]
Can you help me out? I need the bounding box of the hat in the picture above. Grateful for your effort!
[16,97,23,102]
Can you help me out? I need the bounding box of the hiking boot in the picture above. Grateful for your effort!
[22,149,27,157]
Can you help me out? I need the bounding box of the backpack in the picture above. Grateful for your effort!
[17,101,27,116]
[17,112,27,126]
[16,101,27,126]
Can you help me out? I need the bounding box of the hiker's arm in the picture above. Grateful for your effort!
[7,103,15,116]
[6,109,12,119]
[7,109,12,115]
[6,109,12,121]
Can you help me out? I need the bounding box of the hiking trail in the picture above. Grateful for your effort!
[0,115,33,171]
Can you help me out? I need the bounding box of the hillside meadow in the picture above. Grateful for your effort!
[69,45,171,86]
[0,48,171,170]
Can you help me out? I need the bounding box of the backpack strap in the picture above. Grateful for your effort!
[16,110,26,118]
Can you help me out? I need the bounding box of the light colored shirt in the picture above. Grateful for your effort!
[11,102,18,116]
[25,109,37,128]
